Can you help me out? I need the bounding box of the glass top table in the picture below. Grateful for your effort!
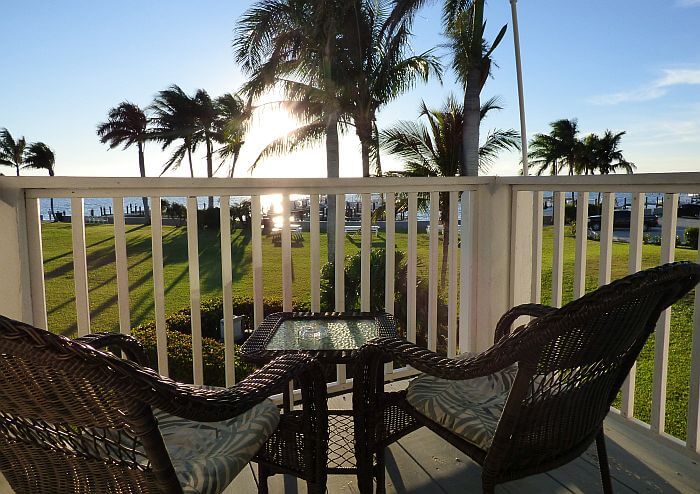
[240,312,397,363]
[240,312,399,476]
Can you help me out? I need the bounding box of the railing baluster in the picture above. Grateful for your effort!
[621,192,644,418]
[551,191,565,307]
[651,193,678,433]
[220,196,235,387]
[573,192,588,299]
[459,190,476,354]
[531,190,544,304]
[25,197,47,329]
[281,193,293,312]
[149,197,168,377]
[447,191,459,358]
[428,191,439,352]
[407,192,418,343]
[71,197,90,336]
[310,194,320,312]
[186,197,203,386]
[361,193,371,312]
[335,194,346,383]
[385,192,396,374]
[688,242,700,453]
[251,195,263,329]
[532,190,544,304]
[599,192,615,286]
[385,193,395,315]
[113,197,130,335]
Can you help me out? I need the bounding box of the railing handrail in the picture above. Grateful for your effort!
[4,172,700,197]
[0,176,492,198]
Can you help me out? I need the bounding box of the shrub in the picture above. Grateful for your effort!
[131,323,255,386]
[685,227,699,249]
[165,297,311,340]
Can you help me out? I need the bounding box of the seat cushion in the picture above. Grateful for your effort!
[155,399,280,494]
[406,353,518,450]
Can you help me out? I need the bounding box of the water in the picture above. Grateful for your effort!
[39,192,696,222]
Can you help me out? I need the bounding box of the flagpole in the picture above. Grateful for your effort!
[510,0,528,175]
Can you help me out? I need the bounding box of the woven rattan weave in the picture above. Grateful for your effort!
[0,316,329,494]
[353,261,700,494]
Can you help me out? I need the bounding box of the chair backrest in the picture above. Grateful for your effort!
[0,317,182,494]
[487,262,700,478]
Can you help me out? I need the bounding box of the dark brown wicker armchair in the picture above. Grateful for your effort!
[0,316,328,494]
[354,261,700,493]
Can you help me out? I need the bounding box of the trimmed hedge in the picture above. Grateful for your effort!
[131,297,312,386]
[685,227,699,249]
[131,323,255,387]
[165,297,311,340]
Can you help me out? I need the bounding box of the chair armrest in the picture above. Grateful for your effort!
[74,332,150,367]
[154,353,327,423]
[356,337,517,382]
[494,303,556,343]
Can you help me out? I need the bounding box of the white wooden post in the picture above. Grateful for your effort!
[510,190,533,308]
[0,186,33,323]
[473,181,512,351]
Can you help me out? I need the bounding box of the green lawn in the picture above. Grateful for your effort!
[41,222,698,440]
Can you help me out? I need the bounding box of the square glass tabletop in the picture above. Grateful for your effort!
[265,318,379,351]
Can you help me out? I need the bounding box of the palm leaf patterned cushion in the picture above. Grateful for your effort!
[406,353,518,450]
[154,398,280,494]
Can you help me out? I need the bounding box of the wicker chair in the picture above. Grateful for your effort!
[0,316,328,494]
[354,261,700,493]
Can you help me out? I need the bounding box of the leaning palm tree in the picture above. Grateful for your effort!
[150,85,198,178]
[23,142,57,219]
[97,102,151,222]
[213,93,250,177]
[343,0,442,177]
[0,128,27,176]
[382,95,519,287]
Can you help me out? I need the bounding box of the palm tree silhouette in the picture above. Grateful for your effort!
[24,142,57,219]
[97,102,151,222]
[150,85,198,178]
[343,1,442,177]
[0,128,27,176]
[235,0,350,262]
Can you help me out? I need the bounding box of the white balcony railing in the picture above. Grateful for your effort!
[1,173,699,461]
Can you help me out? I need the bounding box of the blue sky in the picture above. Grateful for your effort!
[1,0,699,178]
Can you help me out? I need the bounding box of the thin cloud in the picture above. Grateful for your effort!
[677,0,700,6]
[590,68,700,105]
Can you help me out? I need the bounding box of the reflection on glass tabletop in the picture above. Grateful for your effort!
[265,318,379,351]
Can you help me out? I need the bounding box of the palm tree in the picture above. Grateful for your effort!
[382,95,519,287]
[0,128,27,176]
[234,0,350,262]
[528,118,583,176]
[213,93,250,177]
[97,102,151,222]
[343,0,442,177]
[150,85,198,178]
[586,130,635,175]
[23,142,57,219]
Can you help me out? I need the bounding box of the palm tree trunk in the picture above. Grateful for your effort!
[326,111,340,264]
[187,146,194,178]
[206,137,214,209]
[137,142,150,224]
[360,139,371,178]
[462,70,482,176]
[15,164,20,176]
[229,149,240,178]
